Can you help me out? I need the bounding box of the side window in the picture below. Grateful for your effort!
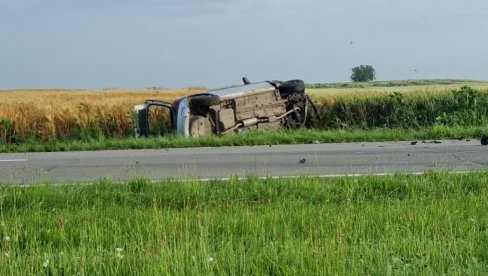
[148,105,172,136]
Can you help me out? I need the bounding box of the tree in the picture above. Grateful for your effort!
[350,65,376,82]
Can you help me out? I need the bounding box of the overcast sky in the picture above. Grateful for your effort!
[1,0,487,88]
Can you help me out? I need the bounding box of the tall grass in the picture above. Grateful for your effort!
[311,86,488,129]
[1,172,487,274]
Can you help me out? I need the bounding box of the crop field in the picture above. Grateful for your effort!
[1,172,487,274]
[0,87,201,142]
[309,83,488,130]
[1,80,488,144]
[307,79,488,97]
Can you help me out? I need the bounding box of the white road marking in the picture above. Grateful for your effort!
[7,170,475,187]
[195,171,468,182]
[0,159,28,162]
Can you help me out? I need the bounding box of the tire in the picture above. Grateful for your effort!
[279,79,305,96]
[282,92,308,129]
[189,95,220,107]
[269,80,282,88]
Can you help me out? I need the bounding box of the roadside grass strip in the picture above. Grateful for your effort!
[1,125,486,153]
[1,171,487,274]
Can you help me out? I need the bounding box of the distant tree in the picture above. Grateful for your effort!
[350,65,376,82]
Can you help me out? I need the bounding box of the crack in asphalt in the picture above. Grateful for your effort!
[450,152,484,168]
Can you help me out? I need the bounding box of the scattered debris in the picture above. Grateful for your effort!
[299,158,306,164]
[482,136,488,145]
[422,140,442,144]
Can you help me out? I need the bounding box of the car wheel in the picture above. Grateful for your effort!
[279,80,305,96]
[283,94,309,128]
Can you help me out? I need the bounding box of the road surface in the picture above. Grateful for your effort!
[0,139,487,184]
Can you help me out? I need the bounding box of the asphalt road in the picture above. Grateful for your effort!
[0,139,487,184]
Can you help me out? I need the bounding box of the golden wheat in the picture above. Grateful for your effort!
[0,88,202,139]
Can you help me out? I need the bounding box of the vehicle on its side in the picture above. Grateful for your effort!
[132,78,318,137]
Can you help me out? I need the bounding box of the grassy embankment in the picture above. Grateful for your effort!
[0,126,485,153]
[1,80,488,152]
[1,171,487,274]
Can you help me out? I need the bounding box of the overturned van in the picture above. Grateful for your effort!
[132,78,318,137]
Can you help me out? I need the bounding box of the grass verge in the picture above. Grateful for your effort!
[1,172,487,274]
[1,125,485,153]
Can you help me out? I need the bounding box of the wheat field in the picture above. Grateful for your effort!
[0,88,202,139]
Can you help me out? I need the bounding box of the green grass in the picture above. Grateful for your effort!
[311,86,488,129]
[1,172,488,274]
[0,125,486,153]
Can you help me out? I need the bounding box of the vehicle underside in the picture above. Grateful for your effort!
[133,78,318,137]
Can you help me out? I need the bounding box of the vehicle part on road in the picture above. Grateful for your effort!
[133,78,319,137]
[481,136,488,145]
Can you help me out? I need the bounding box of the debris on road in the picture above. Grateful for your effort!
[422,140,442,144]
[482,136,488,145]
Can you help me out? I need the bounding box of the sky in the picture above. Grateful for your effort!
[0,0,487,89]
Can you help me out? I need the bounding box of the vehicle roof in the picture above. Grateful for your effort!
[194,82,276,100]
